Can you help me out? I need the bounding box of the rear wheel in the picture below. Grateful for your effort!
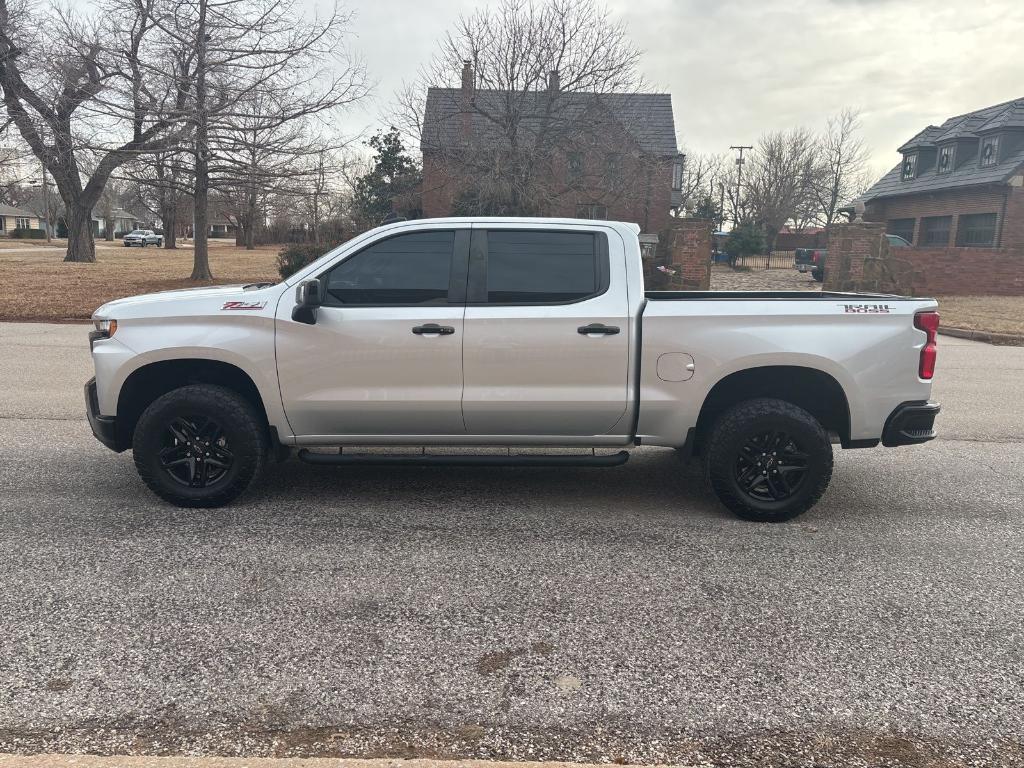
[705,398,832,522]
[133,384,266,507]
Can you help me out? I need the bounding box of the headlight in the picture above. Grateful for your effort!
[92,318,118,338]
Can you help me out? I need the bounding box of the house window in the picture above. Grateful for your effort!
[575,203,607,220]
[672,157,684,191]
[980,137,999,167]
[887,218,915,244]
[956,213,998,247]
[567,152,583,183]
[920,216,952,246]
[937,145,955,174]
[901,153,917,180]
[15,217,31,230]
[605,153,620,185]
[0,217,5,231]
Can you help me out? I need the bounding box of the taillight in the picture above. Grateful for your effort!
[812,250,820,263]
[914,311,939,379]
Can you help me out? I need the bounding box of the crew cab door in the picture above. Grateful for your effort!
[275,227,469,439]
[461,226,631,437]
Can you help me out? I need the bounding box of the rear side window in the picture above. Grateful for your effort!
[324,231,455,305]
[483,231,605,304]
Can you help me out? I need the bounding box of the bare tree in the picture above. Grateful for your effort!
[810,108,871,227]
[395,0,650,218]
[743,127,818,251]
[0,0,191,262]
[151,0,368,279]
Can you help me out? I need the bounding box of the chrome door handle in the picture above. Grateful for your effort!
[412,324,455,335]
[578,323,620,335]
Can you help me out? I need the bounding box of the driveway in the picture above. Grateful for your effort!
[0,323,1022,767]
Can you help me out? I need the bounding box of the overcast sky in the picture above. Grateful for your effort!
[333,0,1023,179]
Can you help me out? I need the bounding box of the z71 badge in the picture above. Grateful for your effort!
[840,303,891,314]
[221,301,267,311]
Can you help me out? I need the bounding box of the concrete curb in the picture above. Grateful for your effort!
[0,758,689,768]
[939,326,1024,346]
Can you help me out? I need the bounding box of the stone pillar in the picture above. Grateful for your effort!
[824,221,884,292]
[648,218,712,290]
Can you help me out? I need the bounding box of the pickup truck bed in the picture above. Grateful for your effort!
[86,217,940,522]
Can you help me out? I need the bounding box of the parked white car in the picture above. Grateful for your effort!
[86,218,941,521]
[123,229,163,247]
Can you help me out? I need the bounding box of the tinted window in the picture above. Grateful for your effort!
[956,213,998,247]
[485,231,601,304]
[325,231,454,305]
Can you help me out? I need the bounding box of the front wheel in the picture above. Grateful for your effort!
[705,398,833,522]
[133,384,267,507]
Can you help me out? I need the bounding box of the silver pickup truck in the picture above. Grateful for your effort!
[86,218,941,522]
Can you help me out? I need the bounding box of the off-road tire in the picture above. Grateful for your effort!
[133,384,266,507]
[705,397,832,522]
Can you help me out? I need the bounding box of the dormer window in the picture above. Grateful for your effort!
[937,145,955,173]
[980,136,999,167]
[901,153,918,180]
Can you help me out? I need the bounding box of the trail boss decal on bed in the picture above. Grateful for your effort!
[840,303,892,314]
[221,301,267,311]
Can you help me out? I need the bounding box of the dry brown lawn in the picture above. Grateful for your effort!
[0,239,279,321]
[936,295,1024,337]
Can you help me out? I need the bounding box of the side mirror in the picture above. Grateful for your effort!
[292,279,323,325]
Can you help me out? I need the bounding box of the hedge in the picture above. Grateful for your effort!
[277,242,341,279]
[10,227,46,239]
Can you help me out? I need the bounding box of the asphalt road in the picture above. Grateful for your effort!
[1,323,1023,768]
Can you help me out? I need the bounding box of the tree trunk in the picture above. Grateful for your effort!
[104,217,115,241]
[63,204,96,263]
[162,199,177,249]
[190,0,213,281]
[245,194,257,250]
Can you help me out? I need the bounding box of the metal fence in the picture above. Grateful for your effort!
[732,251,797,270]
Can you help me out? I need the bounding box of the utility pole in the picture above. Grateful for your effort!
[729,145,752,226]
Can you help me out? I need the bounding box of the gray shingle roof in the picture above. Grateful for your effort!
[421,88,679,157]
[864,97,1024,202]
[0,204,34,217]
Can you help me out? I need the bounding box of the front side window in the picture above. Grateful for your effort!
[324,230,455,305]
[920,216,952,246]
[956,213,998,247]
[887,218,916,244]
[901,153,917,180]
[980,137,999,167]
[484,230,603,304]
[937,145,955,173]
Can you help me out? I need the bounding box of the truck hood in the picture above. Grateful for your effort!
[93,283,281,319]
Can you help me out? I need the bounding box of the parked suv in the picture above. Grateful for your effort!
[123,230,163,247]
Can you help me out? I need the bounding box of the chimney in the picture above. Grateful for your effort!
[460,59,474,142]
[548,69,560,93]
[461,59,474,99]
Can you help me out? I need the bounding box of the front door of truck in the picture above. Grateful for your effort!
[461,227,631,437]
[276,228,469,439]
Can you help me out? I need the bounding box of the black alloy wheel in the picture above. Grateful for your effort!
[734,430,808,503]
[159,415,234,488]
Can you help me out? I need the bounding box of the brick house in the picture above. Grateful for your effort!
[860,98,1024,249]
[420,63,684,236]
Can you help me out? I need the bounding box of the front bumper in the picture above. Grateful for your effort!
[85,377,123,452]
[882,401,941,447]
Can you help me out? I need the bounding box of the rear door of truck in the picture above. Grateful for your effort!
[460,224,631,437]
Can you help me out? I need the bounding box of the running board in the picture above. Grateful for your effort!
[297,449,630,467]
